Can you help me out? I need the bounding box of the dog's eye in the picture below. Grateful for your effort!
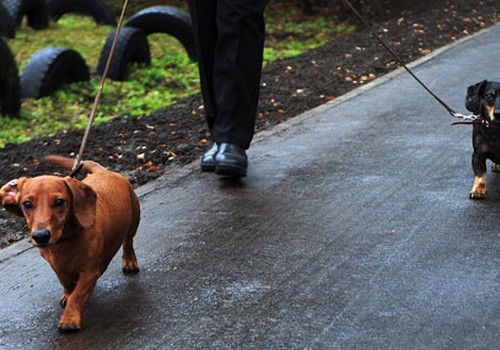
[23,201,33,210]
[486,92,496,102]
[54,199,65,208]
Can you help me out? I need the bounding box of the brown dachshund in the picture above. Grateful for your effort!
[0,155,140,332]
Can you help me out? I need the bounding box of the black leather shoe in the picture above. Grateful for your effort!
[201,143,218,172]
[215,143,247,177]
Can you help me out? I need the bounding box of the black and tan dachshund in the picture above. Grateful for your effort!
[465,80,500,199]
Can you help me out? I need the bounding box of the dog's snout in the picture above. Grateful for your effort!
[32,229,51,245]
[494,103,500,119]
[493,93,500,118]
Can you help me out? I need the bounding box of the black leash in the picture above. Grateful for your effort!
[341,0,478,122]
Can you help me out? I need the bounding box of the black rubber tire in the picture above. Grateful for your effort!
[20,47,90,99]
[0,3,16,38]
[46,0,116,26]
[125,5,196,61]
[3,0,49,30]
[0,38,20,116]
[97,27,151,81]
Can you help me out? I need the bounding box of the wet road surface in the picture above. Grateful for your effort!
[1,24,500,349]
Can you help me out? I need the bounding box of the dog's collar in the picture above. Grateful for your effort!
[451,115,500,130]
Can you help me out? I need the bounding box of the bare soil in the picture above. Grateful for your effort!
[1,0,498,248]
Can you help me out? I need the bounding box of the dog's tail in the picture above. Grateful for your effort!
[44,155,107,174]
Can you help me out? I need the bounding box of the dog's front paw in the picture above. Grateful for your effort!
[58,316,81,333]
[470,191,486,199]
[58,322,81,333]
[470,175,487,200]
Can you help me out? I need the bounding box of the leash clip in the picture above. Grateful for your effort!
[69,163,83,178]
[451,112,479,121]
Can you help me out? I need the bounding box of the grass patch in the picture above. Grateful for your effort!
[0,6,353,148]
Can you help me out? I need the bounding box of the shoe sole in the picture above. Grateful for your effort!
[215,164,247,177]
[201,163,216,172]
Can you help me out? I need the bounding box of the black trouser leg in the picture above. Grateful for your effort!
[187,0,218,131]
[188,0,268,149]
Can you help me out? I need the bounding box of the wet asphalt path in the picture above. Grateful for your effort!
[1,24,500,349]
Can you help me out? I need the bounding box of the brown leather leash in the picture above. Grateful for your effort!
[70,0,130,178]
[341,0,479,124]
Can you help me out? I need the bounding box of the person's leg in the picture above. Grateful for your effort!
[212,0,268,149]
[189,0,268,176]
[187,0,220,171]
[187,0,218,131]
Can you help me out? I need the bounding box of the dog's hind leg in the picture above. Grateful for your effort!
[122,192,140,274]
[122,234,139,274]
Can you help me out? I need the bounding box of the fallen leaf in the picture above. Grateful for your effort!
[147,166,160,173]
[163,150,177,158]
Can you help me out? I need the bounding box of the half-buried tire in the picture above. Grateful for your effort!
[3,0,49,30]
[0,38,20,116]
[0,3,16,38]
[97,27,151,81]
[46,0,116,26]
[125,5,196,61]
[20,47,90,99]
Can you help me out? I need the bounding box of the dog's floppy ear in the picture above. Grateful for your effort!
[0,178,27,217]
[63,177,97,229]
[465,80,487,114]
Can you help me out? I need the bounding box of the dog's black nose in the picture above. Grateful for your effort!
[32,229,51,245]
